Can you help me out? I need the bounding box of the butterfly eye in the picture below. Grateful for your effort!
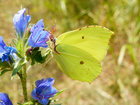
[50,38,53,41]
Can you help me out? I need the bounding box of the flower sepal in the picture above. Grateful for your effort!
[11,57,27,78]
[0,61,13,76]
[0,61,12,76]
[26,47,51,66]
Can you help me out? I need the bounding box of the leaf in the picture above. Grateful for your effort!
[127,44,137,65]
[12,38,17,46]
[0,69,12,76]
[0,61,12,76]
[12,64,23,78]
[118,44,127,66]
[30,48,51,64]
[12,58,27,78]
[0,61,10,68]
[53,89,66,98]
[32,51,45,63]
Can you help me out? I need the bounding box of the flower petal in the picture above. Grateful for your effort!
[0,37,18,62]
[39,78,55,87]
[0,93,13,105]
[0,36,6,54]
[43,86,57,98]
[28,19,50,48]
[13,8,31,38]
[36,19,44,28]
[35,78,45,87]
[31,78,57,105]
[31,88,38,100]
[38,98,49,105]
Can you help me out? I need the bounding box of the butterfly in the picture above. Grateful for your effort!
[50,26,114,83]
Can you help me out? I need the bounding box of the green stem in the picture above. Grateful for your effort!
[23,64,28,102]
[18,64,28,102]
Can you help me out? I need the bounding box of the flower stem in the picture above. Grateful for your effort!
[18,64,28,102]
[23,64,28,101]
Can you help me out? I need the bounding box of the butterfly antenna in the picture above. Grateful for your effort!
[49,20,57,44]
[50,20,56,34]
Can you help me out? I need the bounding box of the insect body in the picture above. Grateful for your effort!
[51,26,114,83]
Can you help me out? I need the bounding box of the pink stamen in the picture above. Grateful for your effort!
[26,48,32,55]
[50,20,56,33]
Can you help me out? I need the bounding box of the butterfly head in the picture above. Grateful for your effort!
[49,35,56,45]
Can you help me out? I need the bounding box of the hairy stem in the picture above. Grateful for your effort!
[18,64,28,102]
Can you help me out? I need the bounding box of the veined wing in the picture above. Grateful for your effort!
[56,26,114,61]
[53,44,102,83]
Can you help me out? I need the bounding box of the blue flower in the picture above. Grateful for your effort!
[0,93,13,105]
[13,8,31,38]
[31,78,57,105]
[28,19,50,48]
[0,36,17,62]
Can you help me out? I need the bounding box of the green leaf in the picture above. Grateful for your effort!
[53,89,66,98]
[12,64,23,78]
[0,69,12,76]
[0,61,10,68]
[118,44,127,66]
[31,59,35,66]
[12,58,27,78]
[127,44,137,65]
[27,47,51,66]
[33,51,45,63]
[30,48,50,64]
[48,89,65,105]
[0,61,12,76]
[16,39,22,50]
[12,39,17,46]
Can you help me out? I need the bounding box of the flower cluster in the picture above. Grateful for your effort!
[0,36,17,62]
[0,7,50,64]
[13,8,50,48]
[31,78,57,105]
[0,8,58,105]
[0,8,51,63]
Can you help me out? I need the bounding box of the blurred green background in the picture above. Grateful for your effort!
[0,0,140,105]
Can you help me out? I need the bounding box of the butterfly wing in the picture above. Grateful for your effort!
[56,26,114,61]
[53,44,102,83]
